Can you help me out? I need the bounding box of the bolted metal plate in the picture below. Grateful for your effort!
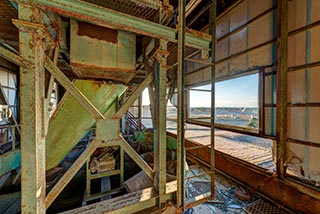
[96,119,120,141]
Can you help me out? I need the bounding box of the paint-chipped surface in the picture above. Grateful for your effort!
[45,80,126,170]
[70,19,136,83]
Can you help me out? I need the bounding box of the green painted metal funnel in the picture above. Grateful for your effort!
[45,80,126,170]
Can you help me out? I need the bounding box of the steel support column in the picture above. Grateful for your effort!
[17,3,46,213]
[276,0,288,178]
[177,0,186,210]
[138,95,142,131]
[145,62,156,127]
[209,0,217,198]
[153,40,169,205]
[45,58,105,120]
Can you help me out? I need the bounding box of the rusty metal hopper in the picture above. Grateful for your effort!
[70,20,136,84]
[45,80,126,170]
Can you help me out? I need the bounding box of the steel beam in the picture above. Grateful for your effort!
[145,62,156,127]
[32,0,211,50]
[0,149,21,176]
[45,57,105,120]
[209,0,217,199]
[0,45,29,67]
[153,40,168,204]
[119,136,154,180]
[17,3,47,213]
[113,72,153,119]
[186,0,202,17]
[276,0,288,178]
[177,0,186,210]
[46,45,59,99]
[46,140,102,209]
[60,181,176,214]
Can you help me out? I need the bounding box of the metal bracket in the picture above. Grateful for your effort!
[96,119,120,142]
[12,19,55,48]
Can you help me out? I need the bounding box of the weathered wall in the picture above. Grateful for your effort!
[286,0,320,184]
[185,0,320,185]
[185,0,276,86]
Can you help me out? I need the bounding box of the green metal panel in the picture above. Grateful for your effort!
[148,132,177,150]
[96,119,120,141]
[0,150,20,175]
[46,80,126,170]
[70,19,136,83]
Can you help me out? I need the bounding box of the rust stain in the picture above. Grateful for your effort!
[90,81,101,92]
[78,21,118,43]
[186,27,211,40]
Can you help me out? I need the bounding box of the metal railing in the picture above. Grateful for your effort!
[125,111,147,131]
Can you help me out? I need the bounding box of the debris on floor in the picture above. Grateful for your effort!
[184,165,292,214]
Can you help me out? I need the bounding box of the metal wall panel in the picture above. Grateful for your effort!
[185,0,276,86]
[286,0,320,185]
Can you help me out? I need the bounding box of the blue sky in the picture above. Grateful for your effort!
[190,73,259,107]
[142,73,259,108]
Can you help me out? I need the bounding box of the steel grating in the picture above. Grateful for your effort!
[83,0,158,21]
[243,200,288,214]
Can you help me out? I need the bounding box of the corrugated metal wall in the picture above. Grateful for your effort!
[286,0,320,185]
[185,0,320,185]
[185,0,276,86]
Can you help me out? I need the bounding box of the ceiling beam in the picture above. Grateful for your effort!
[32,0,211,50]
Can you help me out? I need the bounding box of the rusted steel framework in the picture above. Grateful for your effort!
[0,0,214,213]
[276,0,288,178]
[1,0,320,213]
[17,4,47,213]
[153,40,169,205]
[176,0,186,210]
